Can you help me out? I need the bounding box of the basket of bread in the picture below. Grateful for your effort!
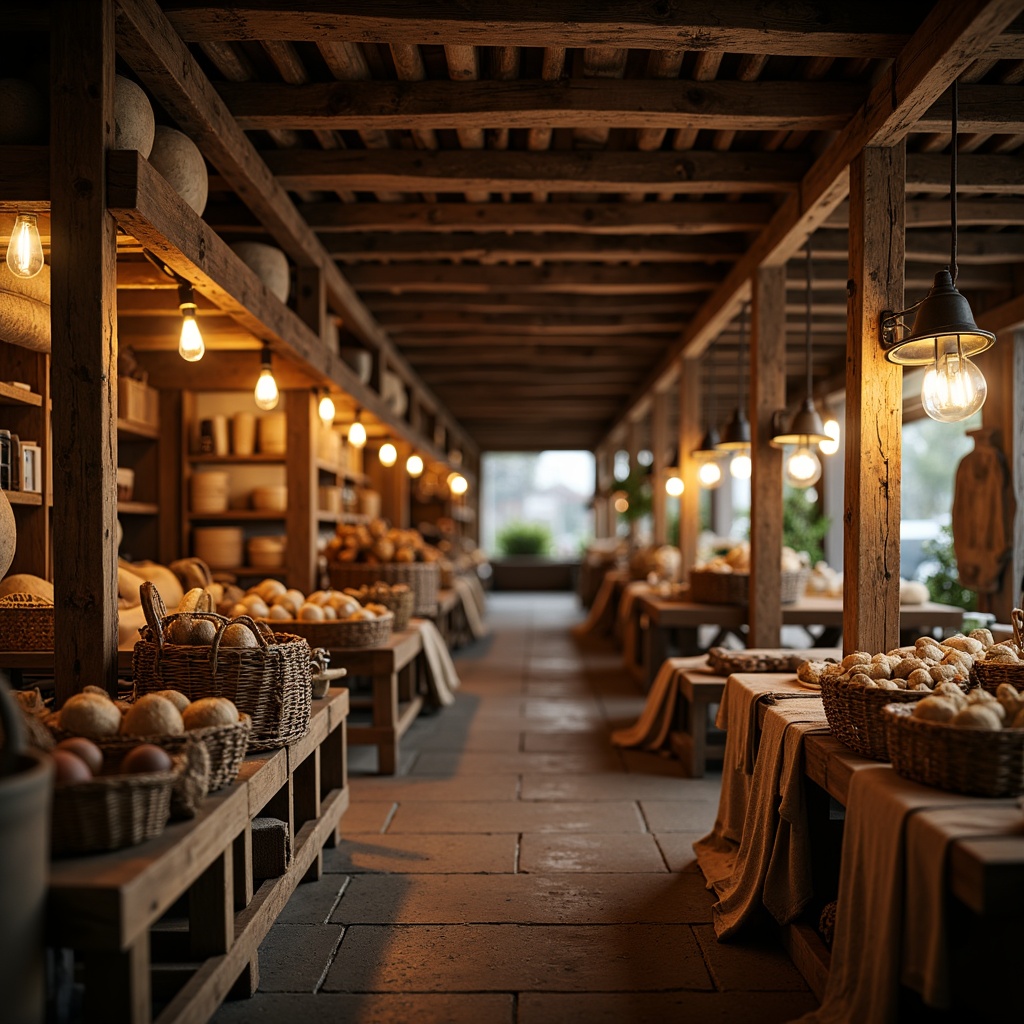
[689,543,810,605]
[969,608,1024,693]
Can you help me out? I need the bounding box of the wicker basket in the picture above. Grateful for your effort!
[971,608,1024,693]
[688,568,810,606]
[265,612,394,650]
[132,582,312,751]
[50,753,185,856]
[0,593,54,650]
[328,561,440,616]
[370,589,414,631]
[884,702,1024,797]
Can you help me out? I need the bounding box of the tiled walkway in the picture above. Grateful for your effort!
[214,593,816,1023]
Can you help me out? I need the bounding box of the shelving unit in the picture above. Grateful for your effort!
[116,398,164,564]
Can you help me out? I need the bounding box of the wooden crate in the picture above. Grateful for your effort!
[118,377,160,431]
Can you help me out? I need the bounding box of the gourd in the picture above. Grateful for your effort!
[0,572,52,602]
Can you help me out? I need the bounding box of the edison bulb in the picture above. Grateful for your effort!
[785,446,822,488]
[178,307,205,362]
[819,416,840,456]
[450,473,468,496]
[614,496,629,514]
[254,367,279,410]
[348,420,366,448]
[406,454,424,478]
[318,392,336,425]
[921,350,987,422]
[730,453,752,480]
[5,213,44,279]
[665,475,684,497]
[698,460,724,489]
[379,442,397,467]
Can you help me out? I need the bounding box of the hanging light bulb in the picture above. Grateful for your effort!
[730,453,752,480]
[698,460,724,489]
[716,304,752,481]
[318,389,336,425]
[5,213,44,279]
[921,336,987,422]
[785,446,822,488]
[379,442,397,467]
[613,492,629,514]
[176,282,205,362]
[347,410,366,448]
[253,343,279,410]
[819,410,840,456]
[449,473,468,496]
[406,454,424,478]
[665,475,684,497]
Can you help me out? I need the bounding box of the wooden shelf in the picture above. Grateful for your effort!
[187,510,286,521]
[116,417,159,440]
[4,489,43,506]
[207,564,286,576]
[117,500,159,515]
[189,453,285,464]
[0,381,42,406]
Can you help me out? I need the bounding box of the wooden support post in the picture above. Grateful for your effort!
[651,389,669,545]
[188,848,234,958]
[84,938,150,1024]
[232,827,254,912]
[294,265,328,348]
[50,0,119,703]
[285,389,318,592]
[844,145,905,655]
[678,360,701,579]
[749,266,786,647]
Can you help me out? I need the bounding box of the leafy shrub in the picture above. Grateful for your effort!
[921,523,977,611]
[497,521,553,557]
[783,489,830,564]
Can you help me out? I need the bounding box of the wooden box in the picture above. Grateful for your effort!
[117,377,159,430]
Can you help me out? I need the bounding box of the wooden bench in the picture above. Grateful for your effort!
[46,687,350,1024]
[666,655,729,778]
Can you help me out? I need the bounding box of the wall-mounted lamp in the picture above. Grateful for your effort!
[5,213,44,279]
[406,454,424,478]
[253,343,279,411]
[347,410,366,448]
[317,389,336,425]
[177,281,205,362]
[879,80,993,423]
[379,442,397,468]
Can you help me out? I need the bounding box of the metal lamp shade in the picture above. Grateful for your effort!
[716,407,750,450]
[691,426,722,458]
[883,270,996,365]
[770,398,829,447]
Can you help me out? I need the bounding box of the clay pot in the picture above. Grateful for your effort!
[340,347,372,384]
[148,126,208,215]
[229,242,290,303]
[0,78,46,144]
[0,265,50,354]
[382,371,408,417]
[0,488,16,579]
[113,76,155,157]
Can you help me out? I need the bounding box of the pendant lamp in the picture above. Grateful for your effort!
[716,304,751,451]
[691,338,727,489]
[879,79,993,422]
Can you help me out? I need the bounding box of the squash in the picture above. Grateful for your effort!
[0,573,53,603]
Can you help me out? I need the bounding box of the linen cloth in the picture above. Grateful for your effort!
[610,656,687,751]
[417,619,461,706]
[452,575,488,640]
[571,569,625,637]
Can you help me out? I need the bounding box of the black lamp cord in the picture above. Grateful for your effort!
[805,236,814,402]
[737,303,746,413]
[950,78,958,286]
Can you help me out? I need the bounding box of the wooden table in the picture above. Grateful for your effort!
[325,621,425,774]
[665,655,729,777]
[47,688,350,1024]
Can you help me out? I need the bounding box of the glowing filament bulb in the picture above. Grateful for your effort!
[665,475,684,497]
[348,418,366,448]
[730,453,752,480]
[6,213,44,279]
[254,346,279,410]
[406,454,424,478]
[449,473,468,496]
[819,416,840,456]
[921,338,986,423]
[318,391,336,425]
[178,304,205,362]
[698,461,723,489]
[379,442,397,467]
[785,446,822,488]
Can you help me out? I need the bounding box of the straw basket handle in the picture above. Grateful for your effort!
[208,614,271,676]
[1012,608,1023,652]
[140,580,169,644]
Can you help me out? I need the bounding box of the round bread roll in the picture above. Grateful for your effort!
[906,669,933,689]
[1012,707,1024,729]
[321,605,337,620]
[122,694,185,736]
[60,692,123,739]
[879,678,901,690]
[912,696,958,722]
[267,604,291,620]
[916,645,944,665]
[968,628,994,649]
[967,687,997,704]
[153,689,191,713]
[933,682,967,705]
[951,704,1003,730]
[220,622,259,647]
[182,696,239,730]
[929,664,961,684]
[298,602,325,621]
[255,578,287,601]
[864,662,892,680]
[841,652,871,672]
[894,657,927,679]
[165,617,218,646]
[942,634,984,656]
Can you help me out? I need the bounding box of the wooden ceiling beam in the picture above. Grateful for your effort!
[378,312,687,335]
[394,334,672,347]
[811,227,1024,263]
[905,153,1024,193]
[248,149,811,195]
[916,84,1024,132]
[365,294,702,314]
[220,79,867,132]
[162,2,981,59]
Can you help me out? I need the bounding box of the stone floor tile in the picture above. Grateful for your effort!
[693,923,812,991]
[256,923,344,992]
[524,680,594,697]
[213,992,514,1023]
[404,728,523,753]
[388,800,644,834]
[639,799,719,833]
[324,833,517,874]
[521,771,712,802]
[411,750,622,775]
[323,923,712,992]
[654,831,708,873]
[275,876,350,924]
[517,991,819,1024]
[518,833,668,873]
[350,775,519,803]
[522,731,612,752]
[338,801,397,835]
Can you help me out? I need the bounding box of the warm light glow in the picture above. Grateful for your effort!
[730,453,752,480]
[449,473,468,496]
[698,460,724,489]
[406,454,424,478]
[5,213,44,279]
[379,442,397,467]
[665,475,684,497]
[347,418,366,448]
[178,305,205,362]
[819,416,840,456]
[318,392,336,425]
[614,496,629,514]
[785,446,822,488]
[921,338,987,422]
[254,367,279,410]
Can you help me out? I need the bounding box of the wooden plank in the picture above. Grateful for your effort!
[813,227,1024,265]
[378,312,688,335]
[220,78,867,131]
[50,0,119,703]
[844,146,905,657]
[906,153,1024,193]
[188,848,233,958]
[252,148,811,195]
[84,938,150,1024]
[285,389,317,593]
[749,266,785,648]
[780,923,831,1002]
[367,293,704,314]
[162,3,955,58]
[915,83,1024,132]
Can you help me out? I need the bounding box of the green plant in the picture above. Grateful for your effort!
[921,523,977,612]
[496,521,553,557]
[783,489,830,563]
[616,468,652,524]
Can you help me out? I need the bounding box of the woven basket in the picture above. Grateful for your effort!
[0,593,54,650]
[884,702,1024,797]
[688,568,809,606]
[132,582,312,751]
[328,561,439,615]
[971,608,1024,693]
[50,753,185,856]
[370,589,414,631]
[266,612,394,650]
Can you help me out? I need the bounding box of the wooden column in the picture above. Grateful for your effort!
[749,266,786,647]
[294,265,328,349]
[981,329,1024,620]
[844,145,906,655]
[50,0,119,702]
[678,359,701,578]
[651,389,669,545]
[627,418,642,545]
[285,389,318,592]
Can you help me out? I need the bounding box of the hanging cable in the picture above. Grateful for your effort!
[950,78,958,285]
[805,236,813,401]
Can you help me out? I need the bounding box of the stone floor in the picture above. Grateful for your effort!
[213,592,817,1024]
